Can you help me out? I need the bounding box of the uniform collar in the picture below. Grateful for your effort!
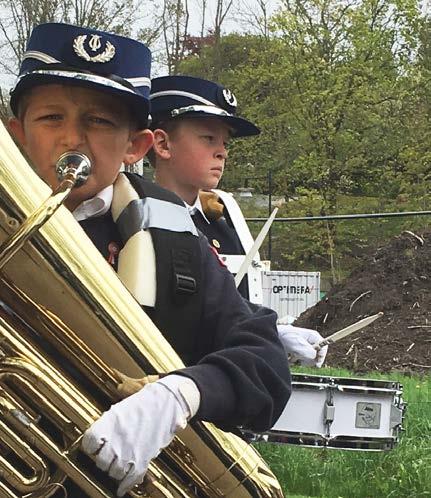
[73,185,113,221]
[185,195,210,224]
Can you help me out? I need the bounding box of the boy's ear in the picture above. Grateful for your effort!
[8,117,26,147]
[124,129,154,164]
[152,129,171,160]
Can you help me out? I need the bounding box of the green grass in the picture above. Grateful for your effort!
[255,367,431,498]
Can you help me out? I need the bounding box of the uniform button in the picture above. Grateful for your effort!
[212,239,221,249]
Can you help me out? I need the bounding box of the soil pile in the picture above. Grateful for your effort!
[295,230,431,374]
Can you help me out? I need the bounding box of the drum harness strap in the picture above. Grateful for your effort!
[114,172,204,364]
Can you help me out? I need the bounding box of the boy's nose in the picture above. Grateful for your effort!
[215,144,228,160]
[61,120,86,149]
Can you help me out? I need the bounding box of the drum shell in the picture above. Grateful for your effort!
[255,374,405,451]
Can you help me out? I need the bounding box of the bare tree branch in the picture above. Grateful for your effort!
[213,0,234,41]
[237,0,272,38]
[0,0,137,77]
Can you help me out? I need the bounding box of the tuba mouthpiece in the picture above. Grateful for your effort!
[55,151,91,187]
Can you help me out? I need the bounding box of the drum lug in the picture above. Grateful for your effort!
[323,402,335,425]
[390,403,404,430]
[323,384,336,436]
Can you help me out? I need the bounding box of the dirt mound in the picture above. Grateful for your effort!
[295,230,431,374]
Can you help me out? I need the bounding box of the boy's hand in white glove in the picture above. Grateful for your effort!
[81,374,200,496]
[277,324,328,368]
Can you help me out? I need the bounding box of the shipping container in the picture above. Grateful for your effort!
[262,271,321,319]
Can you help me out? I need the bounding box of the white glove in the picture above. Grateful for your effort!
[81,374,200,496]
[277,314,296,325]
[277,324,328,368]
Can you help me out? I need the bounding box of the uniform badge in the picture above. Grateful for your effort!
[212,239,221,249]
[209,246,227,267]
[107,241,119,266]
[73,34,116,63]
[222,88,237,108]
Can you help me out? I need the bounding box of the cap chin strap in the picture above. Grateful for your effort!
[171,104,232,118]
[12,68,150,94]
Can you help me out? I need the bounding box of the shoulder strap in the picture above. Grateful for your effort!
[124,171,184,206]
[123,173,204,364]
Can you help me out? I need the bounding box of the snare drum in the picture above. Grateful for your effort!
[246,374,405,451]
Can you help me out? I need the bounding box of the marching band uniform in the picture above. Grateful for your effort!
[188,193,244,256]
[78,172,290,410]
[150,75,328,369]
[9,23,291,496]
[185,191,250,298]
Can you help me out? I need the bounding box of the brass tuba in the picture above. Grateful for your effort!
[0,121,284,498]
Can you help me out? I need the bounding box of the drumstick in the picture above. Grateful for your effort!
[234,207,278,288]
[315,312,384,349]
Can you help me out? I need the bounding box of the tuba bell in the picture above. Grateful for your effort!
[0,121,284,498]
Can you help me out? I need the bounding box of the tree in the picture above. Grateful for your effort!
[396,16,431,207]
[237,0,273,38]
[213,0,234,42]
[0,0,137,77]
[266,0,422,281]
[179,0,424,282]
[134,0,235,75]
[161,0,190,74]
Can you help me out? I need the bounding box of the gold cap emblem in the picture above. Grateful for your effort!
[212,239,221,249]
[73,34,116,63]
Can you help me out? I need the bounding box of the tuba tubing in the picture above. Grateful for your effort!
[0,121,284,498]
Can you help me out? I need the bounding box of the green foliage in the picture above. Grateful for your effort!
[239,191,431,287]
[178,0,431,283]
[256,367,431,498]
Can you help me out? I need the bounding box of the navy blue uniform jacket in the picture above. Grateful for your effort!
[80,200,291,433]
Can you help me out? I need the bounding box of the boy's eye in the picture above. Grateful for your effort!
[37,113,62,121]
[88,115,115,126]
